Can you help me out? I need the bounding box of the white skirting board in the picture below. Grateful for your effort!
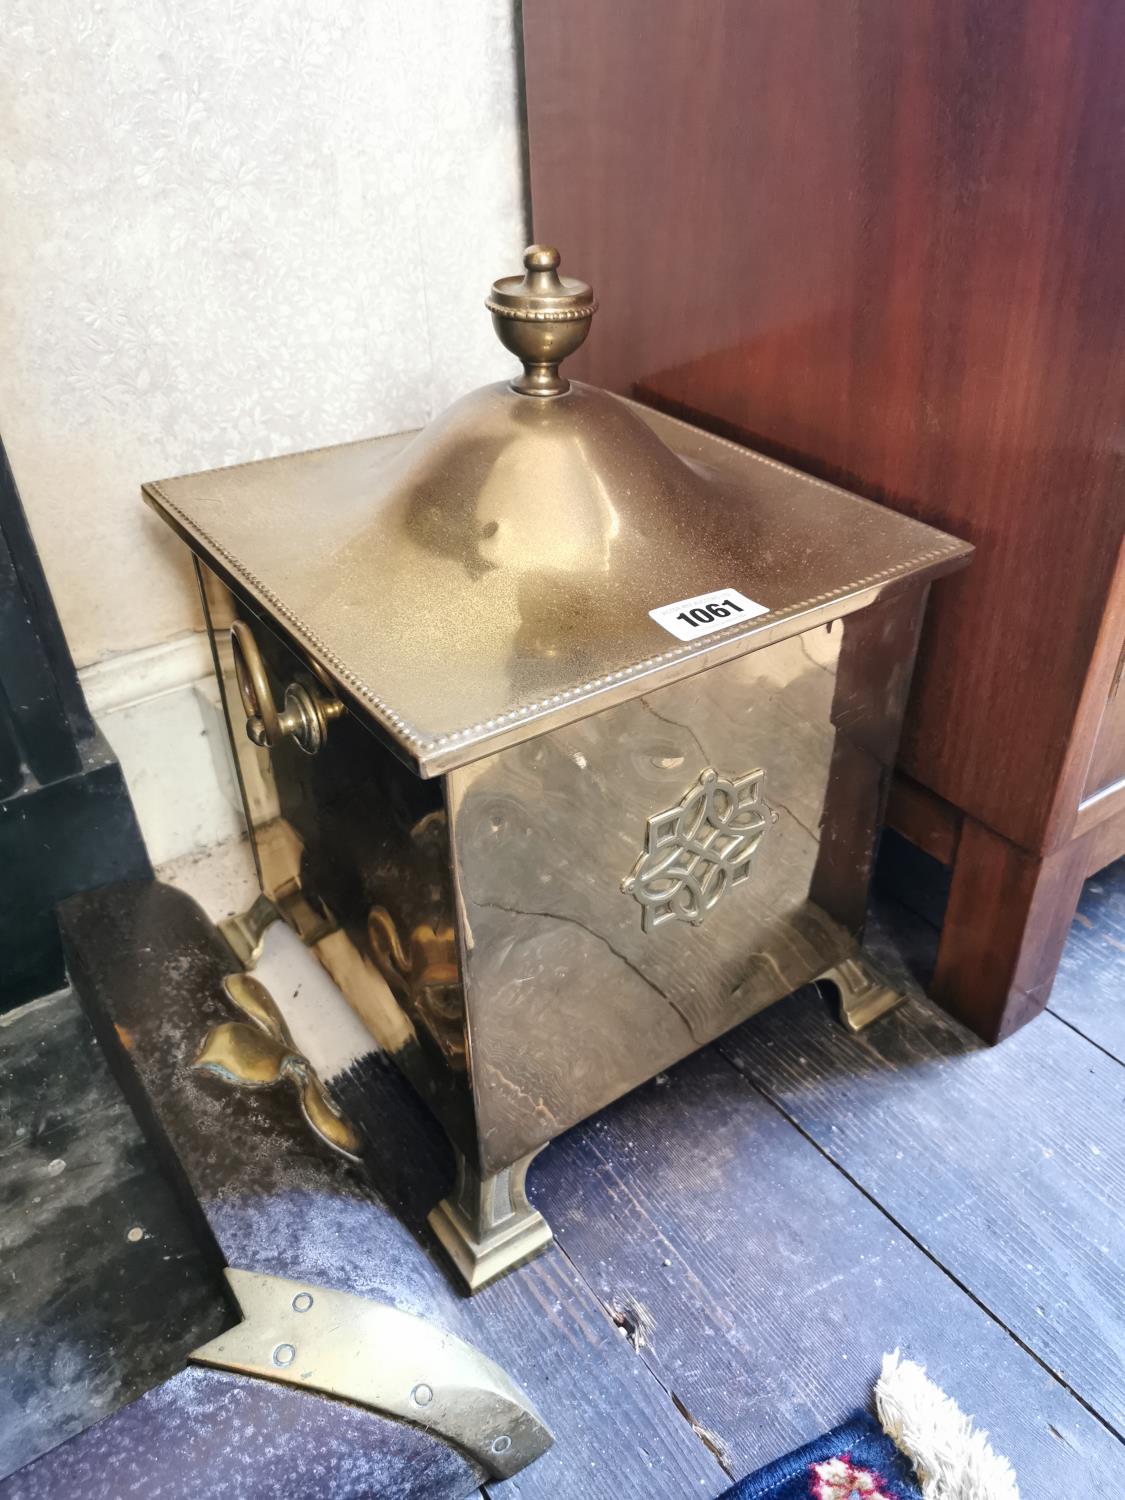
[79,633,245,865]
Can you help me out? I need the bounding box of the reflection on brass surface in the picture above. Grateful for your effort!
[622,767,768,933]
[217,893,279,969]
[367,905,465,1070]
[361,806,466,1071]
[194,972,362,1161]
[191,1269,553,1478]
[816,954,905,1032]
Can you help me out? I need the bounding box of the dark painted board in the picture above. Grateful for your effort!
[530,1042,1124,1486]
[1048,855,1125,1061]
[0,989,227,1479]
[57,882,724,1500]
[0,437,92,787]
[0,735,150,1011]
[2,1365,477,1500]
[0,437,148,1010]
[719,985,1125,1437]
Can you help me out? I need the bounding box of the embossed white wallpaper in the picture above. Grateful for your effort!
[0,0,526,666]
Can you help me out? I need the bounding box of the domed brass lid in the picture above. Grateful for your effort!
[144,246,972,776]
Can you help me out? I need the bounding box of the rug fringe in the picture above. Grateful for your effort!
[875,1351,1019,1500]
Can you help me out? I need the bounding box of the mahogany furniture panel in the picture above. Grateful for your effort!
[523,0,1125,1040]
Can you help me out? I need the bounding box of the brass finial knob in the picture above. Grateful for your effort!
[486,245,597,397]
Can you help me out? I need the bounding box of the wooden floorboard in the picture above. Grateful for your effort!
[339,1052,731,1500]
[529,1042,1123,1487]
[1047,856,1125,1061]
[718,984,1125,1439]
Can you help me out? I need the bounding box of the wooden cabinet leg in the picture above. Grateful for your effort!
[932,819,1090,1042]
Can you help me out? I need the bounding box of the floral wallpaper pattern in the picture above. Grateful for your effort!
[0,0,525,664]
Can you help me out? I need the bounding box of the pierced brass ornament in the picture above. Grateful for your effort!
[622,767,768,933]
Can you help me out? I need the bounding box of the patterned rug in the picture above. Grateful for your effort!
[720,1354,1019,1500]
[720,1413,920,1500]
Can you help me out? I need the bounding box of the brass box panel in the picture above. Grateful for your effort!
[199,565,476,1159]
[449,585,922,1172]
[201,563,922,1178]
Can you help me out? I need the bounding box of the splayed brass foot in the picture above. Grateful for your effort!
[815,952,905,1032]
[218,893,280,968]
[428,1150,552,1293]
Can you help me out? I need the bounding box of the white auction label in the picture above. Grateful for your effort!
[649,588,769,642]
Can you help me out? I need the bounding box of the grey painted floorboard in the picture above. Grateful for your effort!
[1048,856,1125,1062]
[719,985,1125,1437]
[530,1043,1124,1486]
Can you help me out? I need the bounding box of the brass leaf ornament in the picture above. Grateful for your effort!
[193,972,362,1161]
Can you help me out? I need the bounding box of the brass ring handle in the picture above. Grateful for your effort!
[229,620,344,755]
[230,620,278,747]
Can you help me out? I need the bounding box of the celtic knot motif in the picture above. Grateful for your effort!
[622,767,767,933]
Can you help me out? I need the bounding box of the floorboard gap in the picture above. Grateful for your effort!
[527,1237,736,1489]
[715,1045,1125,1449]
[1044,1005,1125,1069]
[669,1393,736,1480]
